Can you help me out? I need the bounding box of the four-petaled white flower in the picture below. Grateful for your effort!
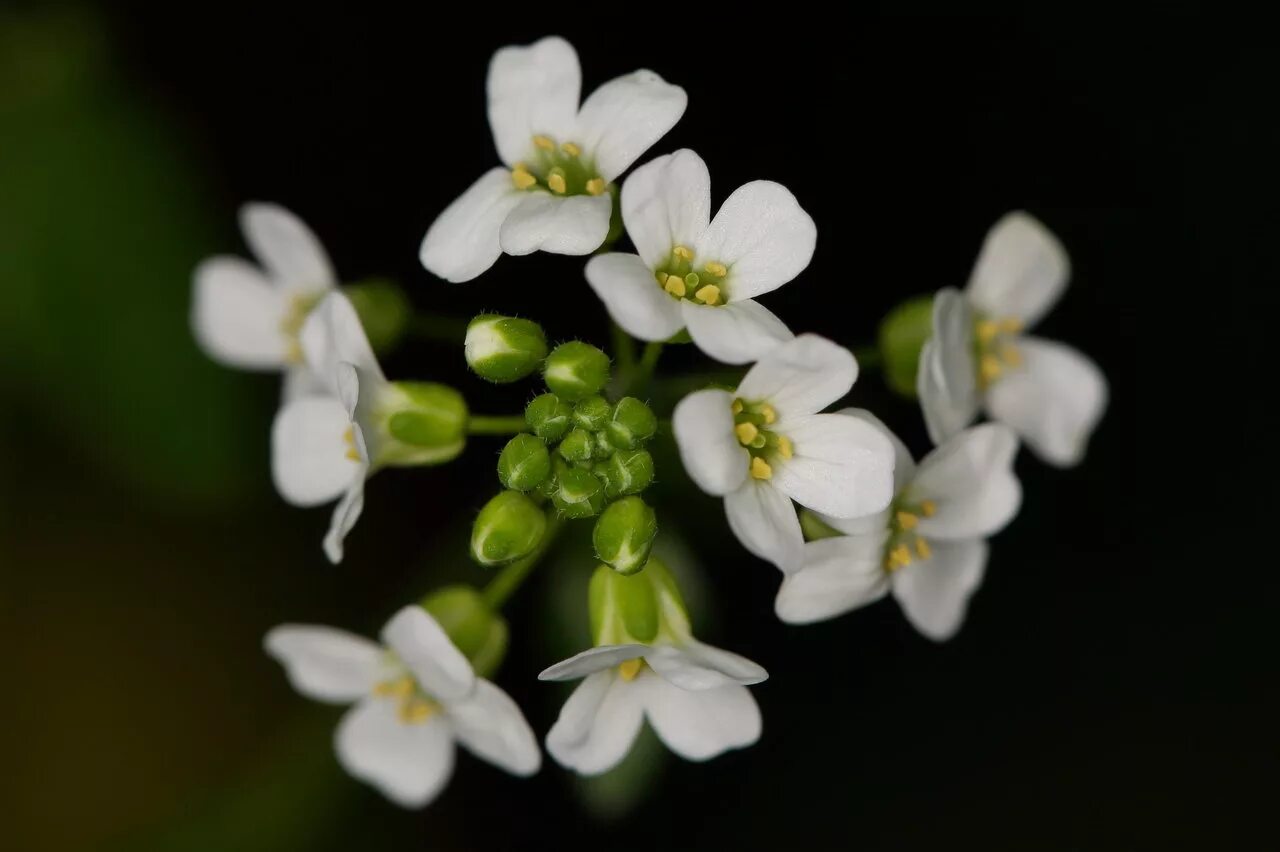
[776,411,1021,641]
[918,211,1108,467]
[266,606,540,808]
[192,202,337,400]
[420,36,687,283]
[585,149,816,364]
[674,335,896,573]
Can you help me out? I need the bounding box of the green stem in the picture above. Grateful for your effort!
[611,322,636,372]
[410,314,469,344]
[467,415,527,435]
[621,342,663,396]
[481,516,564,610]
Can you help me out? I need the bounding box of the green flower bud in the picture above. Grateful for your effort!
[552,466,606,518]
[588,556,691,646]
[558,428,594,463]
[878,294,935,398]
[379,382,468,466]
[606,396,657,449]
[599,448,655,498]
[592,430,614,460]
[465,314,548,383]
[525,393,573,442]
[420,586,508,677]
[593,497,658,575]
[471,490,546,566]
[497,433,551,491]
[543,341,610,401]
[573,395,612,431]
[343,279,410,354]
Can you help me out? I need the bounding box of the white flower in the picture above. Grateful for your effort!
[585,149,816,364]
[776,410,1021,641]
[420,36,687,283]
[673,335,896,572]
[918,212,1108,466]
[539,567,767,775]
[265,606,540,808]
[192,203,336,399]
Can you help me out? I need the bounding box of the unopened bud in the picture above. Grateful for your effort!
[471,490,547,566]
[543,341,610,401]
[605,397,657,449]
[573,395,612,431]
[552,466,606,519]
[593,497,658,575]
[599,448,655,498]
[525,393,573,442]
[497,433,551,491]
[558,428,595,463]
[465,314,548,383]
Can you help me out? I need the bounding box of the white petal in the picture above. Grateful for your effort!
[498,193,612,257]
[984,337,1107,467]
[694,181,816,301]
[271,397,360,507]
[775,533,892,624]
[573,70,687,182]
[300,293,385,397]
[282,365,329,402]
[638,676,761,762]
[447,679,541,776]
[263,625,383,703]
[672,389,748,496]
[538,644,650,682]
[736,334,856,418]
[420,168,524,283]
[835,407,917,491]
[966,211,1069,328]
[918,289,979,445]
[620,149,712,268]
[486,36,581,167]
[584,253,684,342]
[546,671,644,776]
[771,414,896,519]
[239,202,336,292]
[380,606,475,703]
[724,480,804,573]
[191,257,288,368]
[682,300,794,366]
[891,539,988,641]
[335,697,455,809]
[323,472,366,564]
[913,423,1022,540]
[645,641,767,690]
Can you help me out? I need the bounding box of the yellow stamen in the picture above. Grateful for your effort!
[976,319,1000,344]
[735,422,759,445]
[618,658,643,682]
[999,317,1024,334]
[561,141,582,156]
[663,275,686,297]
[731,399,744,415]
[888,544,912,570]
[920,499,936,517]
[1000,344,1022,367]
[345,448,362,462]
[750,456,772,480]
[343,426,355,446]
[374,675,415,698]
[703,261,728,277]
[547,173,567,194]
[694,284,721,305]
[914,537,932,560]
[776,435,794,459]
[399,698,435,724]
[532,134,554,150]
[511,167,537,190]
[759,404,777,425]
[980,354,1003,384]
[586,178,606,196]
[672,245,693,260]
[896,511,918,530]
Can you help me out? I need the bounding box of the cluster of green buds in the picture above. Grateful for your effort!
[465,315,660,576]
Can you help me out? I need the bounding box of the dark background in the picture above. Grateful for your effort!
[1,6,1253,851]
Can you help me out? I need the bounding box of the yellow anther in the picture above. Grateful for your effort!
[976,319,1000,344]
[663,275,686,297]
[345,448,362,462]
[920,499,937,517]
[914,537,932,560]
[343,426,356,447]
[511,167,537,190]
[532,134,555,150]
[1000,344,1022,367]
[703,261,728,277]
[586,177,606,196]
[561,141,582,156]
[750,456,773,480]
[980,354,1003,384]
[999,317,1024,334]
[759,404,777,425]
[285,341,304,365]
[618,658,643,682]
[547,172,567,194]
[673,245,693,260]
[735,422,759,445]
[374,675,415,698]
[888,544,912,570]
[399,698,435,724]
[776,435,794,459]
[695,284,721,305]
[896,511,919,530]
[731,399,744,415]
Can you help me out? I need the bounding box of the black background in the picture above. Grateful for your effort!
[13,6,1267,850]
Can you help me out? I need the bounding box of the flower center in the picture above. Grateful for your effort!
[973,315,1024,389]
[372,674,439,725]
[618,658,645,682]
[732,398,793,481]
[654,245,729,305]
[280,292,324,364]
[883,497,936,573]
[510,134,606,197]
